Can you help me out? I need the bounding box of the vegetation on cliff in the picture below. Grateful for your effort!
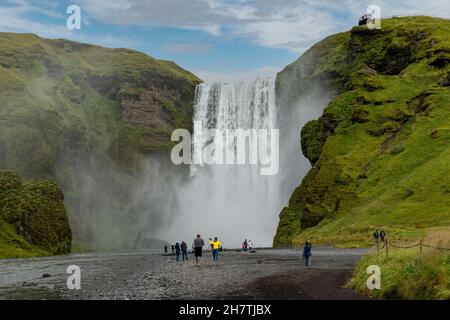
[0,32,201,250]
[274,16,450,248]
[0,170,71,258]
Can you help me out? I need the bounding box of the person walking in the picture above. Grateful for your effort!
[248,240,253,250]
[171,243,175,255]
[181,241,188,261]
[380,230,386,243]
[303,241,312,269]
[175,241,181,262]
[193,234,205,267]
[373,230,380,244]
[211,237,222,261]
[243,239,248,251]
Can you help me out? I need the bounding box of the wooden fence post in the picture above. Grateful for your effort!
[386,238,389,261]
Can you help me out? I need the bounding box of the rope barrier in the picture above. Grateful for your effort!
[378,241,450,251]
[372,236,450,261]
[422,243,450,251]
[390,242,421,249]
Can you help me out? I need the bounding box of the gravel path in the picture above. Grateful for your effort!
[0,248,369,300]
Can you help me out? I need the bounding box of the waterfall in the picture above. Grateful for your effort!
[161,78,281,248]
[155,76,328,248]
[191,78,277,176]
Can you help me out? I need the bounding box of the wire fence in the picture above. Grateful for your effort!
[374,237,450,260]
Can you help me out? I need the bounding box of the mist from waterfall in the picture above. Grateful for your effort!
[155,77,328,248]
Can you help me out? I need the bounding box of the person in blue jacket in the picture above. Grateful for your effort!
[303,241,312,269]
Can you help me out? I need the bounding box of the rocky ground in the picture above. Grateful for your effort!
[0,248,370,300]
[99,248,370,300]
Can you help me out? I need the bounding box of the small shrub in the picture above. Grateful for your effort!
[390,142,405,155]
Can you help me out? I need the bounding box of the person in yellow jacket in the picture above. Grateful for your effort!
[211,237,222,261]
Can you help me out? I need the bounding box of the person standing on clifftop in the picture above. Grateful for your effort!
[193,234,205,267]
[303,241,312,269]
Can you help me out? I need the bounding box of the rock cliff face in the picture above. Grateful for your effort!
[274,16,450,247]
[0,33,201,251]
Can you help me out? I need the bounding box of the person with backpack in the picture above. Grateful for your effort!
[211,237,222,261]
[193,234,205,267]
[303,241,312,269]
[181,241,188,261]
[175,241,181,262]
[373,230,380,243]
[380,230,386,243]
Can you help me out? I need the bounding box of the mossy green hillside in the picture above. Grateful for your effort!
[274,16,450,247]
[0,33,201,248]
[0,32,201,179]
[0,170,71,258]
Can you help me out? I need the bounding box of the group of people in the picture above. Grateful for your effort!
[300,230,388,270]
[373,230,386,243]
[161,230,388,271]
[165,234,222,266]
[241,239,254,251]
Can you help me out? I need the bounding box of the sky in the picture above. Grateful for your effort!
[0,0,449,82]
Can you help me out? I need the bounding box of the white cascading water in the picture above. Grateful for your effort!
[158,77,327,248]
[190,78,277,176]
[163,78,280,248]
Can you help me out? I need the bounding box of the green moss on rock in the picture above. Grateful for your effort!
[274,16,450,247]
[0,170,72,258]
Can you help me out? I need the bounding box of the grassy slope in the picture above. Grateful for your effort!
[0,33,201,254]
[0,32,201,179]
[274,16,450,248]
[350,227,450,299]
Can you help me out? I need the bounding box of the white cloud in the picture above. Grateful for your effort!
[0,4,71,38]
[75,0,450,53]
[2,0,449,55]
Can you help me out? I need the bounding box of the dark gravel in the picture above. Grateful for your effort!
[0,248,369,300]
